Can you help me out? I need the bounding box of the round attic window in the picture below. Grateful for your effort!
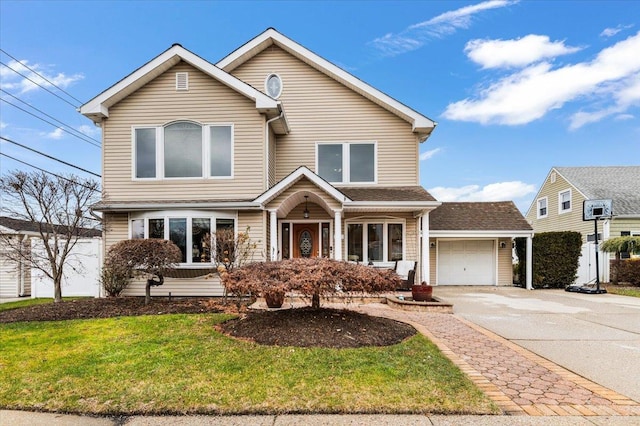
[265,73,282,99]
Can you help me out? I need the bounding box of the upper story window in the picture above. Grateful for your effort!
[537,197,548,219]
[133,121,233,180]
[559,189,571,213]
[317,142,376,184]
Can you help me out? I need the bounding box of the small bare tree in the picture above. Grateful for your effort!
[0,170,100,303]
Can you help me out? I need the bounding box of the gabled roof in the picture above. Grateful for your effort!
[80,44,283,124]
[253,166,350,205]
[0,216,101,238]
[430,202,532,232]
[217,28,436,142]
[554,166,640,217]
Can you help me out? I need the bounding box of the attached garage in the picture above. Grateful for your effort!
[438,240,495,285]
[428,202,533,288]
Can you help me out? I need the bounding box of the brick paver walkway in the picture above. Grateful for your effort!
[348,303,640,417]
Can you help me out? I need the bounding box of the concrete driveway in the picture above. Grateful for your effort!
[434,286,640,403]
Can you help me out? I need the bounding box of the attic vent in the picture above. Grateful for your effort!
[550,172,556,183]
[176,72,188,91]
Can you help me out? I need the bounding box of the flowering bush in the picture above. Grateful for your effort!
[222,258,400,308]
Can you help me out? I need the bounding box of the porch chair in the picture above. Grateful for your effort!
[394,260,417,290]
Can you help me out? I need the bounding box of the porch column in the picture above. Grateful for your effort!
[334,210,342,260]
[526,235,533,290]
[421,213,430,285]
[269,210,278,261]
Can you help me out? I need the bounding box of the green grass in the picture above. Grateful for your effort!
[0,297,81,312]
[606,286,640,298]
[0,314,497,415]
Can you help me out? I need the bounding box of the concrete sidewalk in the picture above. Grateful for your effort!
[3,410,640,425]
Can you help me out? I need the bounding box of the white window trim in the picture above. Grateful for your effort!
[132,121,234,181]
[128,210,238,267]
[537,196,548,219]
[264,73,283,99]
[315,141,377,185]
[344,218,406,264]
[558,189,572,214]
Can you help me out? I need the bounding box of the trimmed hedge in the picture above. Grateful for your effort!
[611,259,640,286]
[532,231,582,289]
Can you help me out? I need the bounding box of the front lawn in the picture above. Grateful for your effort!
[0,297,80,312]
[605,286,640,298]
[0,313,497,415]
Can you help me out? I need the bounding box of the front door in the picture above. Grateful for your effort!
[293,224,319,258]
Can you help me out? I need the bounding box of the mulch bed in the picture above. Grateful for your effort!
[219,307,417,348]
[0,298,417,349]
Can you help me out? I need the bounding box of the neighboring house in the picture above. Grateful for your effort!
[80,28,533,295]
[525,166,640,284]
[0,216,102,299]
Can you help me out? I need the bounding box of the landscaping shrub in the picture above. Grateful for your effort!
[514,237,527,287]
[103,239,182,304]
[221,258,401,308]
[611,259,640,286]
[532,231,582,288]
[100,263,131,297]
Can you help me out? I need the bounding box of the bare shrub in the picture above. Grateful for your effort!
[222,258,400,308]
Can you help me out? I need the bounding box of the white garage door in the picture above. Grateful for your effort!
[438,240,495,285]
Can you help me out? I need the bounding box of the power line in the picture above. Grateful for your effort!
[0,60,79,109]
[0,152,98,190]
[1,136,101,178]
[0,48,84,105]
[1,98,101,148]
[1,89,101,145]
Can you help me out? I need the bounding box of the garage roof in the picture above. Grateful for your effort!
[430,202,532,231]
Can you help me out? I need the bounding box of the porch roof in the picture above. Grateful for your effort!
[340,186,437,202]
[429,202,532,232]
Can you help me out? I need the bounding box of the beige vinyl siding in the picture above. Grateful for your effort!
[429,238,437,285]
[231,46,419,186]
[609,218,640,237]
[269,179,343,212]
[497,238,513,286]
[239,211,267,263]
[268,129,277,187]
[103,62,265,202]
[526,171,592,241]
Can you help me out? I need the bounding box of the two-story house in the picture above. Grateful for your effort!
[81,28,533,296]
[526,166,640,284]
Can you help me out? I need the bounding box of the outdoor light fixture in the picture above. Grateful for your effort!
[303,195,310,219]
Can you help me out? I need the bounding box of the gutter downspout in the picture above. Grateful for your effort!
[264,111,285,191]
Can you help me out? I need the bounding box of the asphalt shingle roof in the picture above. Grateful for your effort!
[339,186,437,202]
[555,166,640,216]
[0,216,101,237]
[429,202,532,231]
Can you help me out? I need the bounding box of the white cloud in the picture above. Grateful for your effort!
[465,35,581,69]
[600,24,634,38]
[419,147,441,161]
[0,121,7,130]
[0,59,83,95]
[43,128,64,139]
[615,113,634,121]
[428,181,536,202]
[371,0,518,56]
[443,31,640,126]
[77,124,100,138]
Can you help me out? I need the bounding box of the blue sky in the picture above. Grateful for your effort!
[1,0,639,213]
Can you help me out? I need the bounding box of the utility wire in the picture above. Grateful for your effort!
[0,60,79,109]
[0,48,84,105]
[0,152,98,190]
[1,89,101,145]
[0,136,101,178]
[1,98,101,148]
